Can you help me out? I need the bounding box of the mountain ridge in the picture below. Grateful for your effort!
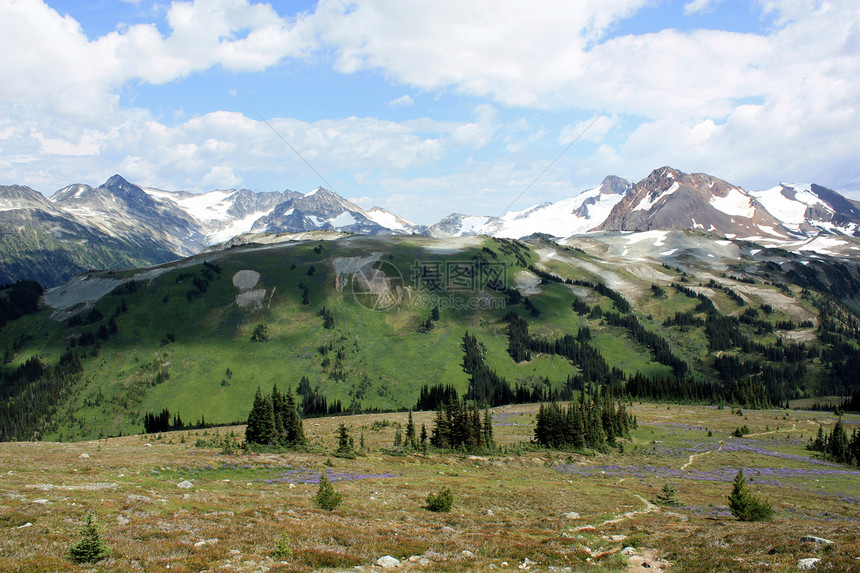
[2,167,858,286]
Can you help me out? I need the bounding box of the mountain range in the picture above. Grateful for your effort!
[2,167,859,286]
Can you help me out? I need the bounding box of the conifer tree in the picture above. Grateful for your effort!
[284,389,307,447]
[246,387,267,445]
[335,423,355,458]
[728,469,773,521]
[405,411,416,449]
[69,512,110,564]
[482,408,494,448]
[271,385,287,445]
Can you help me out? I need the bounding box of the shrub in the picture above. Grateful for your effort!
[272,531,293,560]
[728,469,773,521]
[251,323,270,342]
[69,512,110,564]
[314,471,343,511]
[425,487,453,512]
[654,483,682,507]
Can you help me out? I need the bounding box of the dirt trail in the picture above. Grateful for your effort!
[744,423,796,438]
[680,440,723,470]
[574,494,658,532]
[571,495,671,571]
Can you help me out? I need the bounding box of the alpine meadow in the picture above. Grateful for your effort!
[3,1,860,571]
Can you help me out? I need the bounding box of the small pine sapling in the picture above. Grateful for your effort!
[272,531,293,560]
[425,487,454,512]
[69,512,111,564]
[654,483,682,507]
[314,471,343,510]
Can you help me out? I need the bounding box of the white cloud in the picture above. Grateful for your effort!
[2,0,860,216]
[558,115,617,145]
[388,95,414,107]
[451,104,498,149]
[0,0,317,117]
[683,0,723,15]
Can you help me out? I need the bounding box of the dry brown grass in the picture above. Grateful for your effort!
[1,403,858,572]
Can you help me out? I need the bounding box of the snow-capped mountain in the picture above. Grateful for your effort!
[143,186,299,245]
[0,182,180,287]
[51,175,206,256]
[250,187,420,236]
[427,175,633,238]
[595,167,791,238]
[3,167,860,287]
[365,206,425,235]
[749,183,860,237]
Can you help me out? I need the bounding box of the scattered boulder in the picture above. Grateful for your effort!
[519,557,537,570]
[462,550,475,559]
[561,512,580,519]
[797,558,821,570]
[376,555,400,568]
[79,453,90,459]
[126,494,152,504]
[800,536,833,546]
[177,480,193,489]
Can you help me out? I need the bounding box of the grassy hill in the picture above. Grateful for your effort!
[1,231,859,441]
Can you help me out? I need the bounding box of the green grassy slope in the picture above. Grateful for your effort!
[1,233,857,441]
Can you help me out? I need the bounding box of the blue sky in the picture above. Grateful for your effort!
[1,0,858,224]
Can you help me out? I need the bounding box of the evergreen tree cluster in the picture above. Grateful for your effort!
[430,398,494,450]
[418,305,441,333]
[807,419,860,466]
[603,311,688,378]
[505,313,624,387]
[318,306,335,329]
[624,372,720,403]
[0,350,83,441]
[462,331,514,406]
[533,389,635,450]
[245,386,307,448]
[415,384,459,411]
[571,279,631,313]
[297,375,344,417]
[0,280,44,328]
[143,408,184,433]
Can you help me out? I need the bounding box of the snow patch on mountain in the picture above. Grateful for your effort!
[749,185,817,230]
[710,188,755,218]
[634,181,679,212]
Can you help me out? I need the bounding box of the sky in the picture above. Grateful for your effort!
[1,0,859,224]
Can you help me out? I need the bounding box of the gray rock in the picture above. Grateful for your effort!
[800,536,833,546]
[177,480,193,489]
[418,557,430,566]
[561,511,580,519]
[462,550,475,558]
[797,558,821,570]
[79,453,90,459]
[126,494,152,503]
[375,555,400,568]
